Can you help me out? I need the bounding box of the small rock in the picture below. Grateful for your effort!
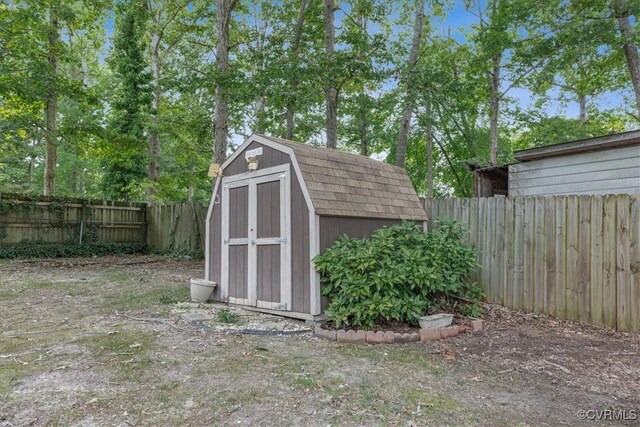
[471,319,484,332]
[175,302,201,309]
[180,312,214,323]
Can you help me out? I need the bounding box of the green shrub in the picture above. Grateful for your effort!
[313,220,482,329]
[216,308,240,324]
[0,241,148,259]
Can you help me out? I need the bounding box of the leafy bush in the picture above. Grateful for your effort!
[0,241,148,259]
[313,220,482,329]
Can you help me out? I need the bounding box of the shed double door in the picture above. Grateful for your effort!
[222,166,291,310]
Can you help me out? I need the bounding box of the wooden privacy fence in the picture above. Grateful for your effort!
[0,194,146,245]
[147,203,206,255]
[424,195,640,332]
[0,194,207,255]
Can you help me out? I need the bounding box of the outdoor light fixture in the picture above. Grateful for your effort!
[247,155,259,171]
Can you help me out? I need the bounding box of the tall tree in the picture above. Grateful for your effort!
[395,0,426,168]
[102,0,151,200]
[425,99,433,197]
[213,0,239,164]
[286,0,310,140]
[324,0,337,148]
[146,0,191,202]
[43,2,59,196]
[613,0,640,118]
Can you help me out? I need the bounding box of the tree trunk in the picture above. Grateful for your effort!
[488,53,501,165]
[285,0,308,140]
[359,95,368,156]
[578,94,587,125]
[425,99,433,198]
[213,0,236,164]
[395,0,426,168]
[253,96,265,132]
[324,0,337,149]
[188,166,195,201]
[613,0,640,118]
[148,30,161,203]
[44,3,58,196]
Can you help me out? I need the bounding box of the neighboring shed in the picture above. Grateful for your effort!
[509,130,640,196]
[204,133,427,320]
[468,163,509,197]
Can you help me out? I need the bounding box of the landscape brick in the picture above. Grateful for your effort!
[471,319,484,332]
[420,328,441,342]
[336,329,366,344]
[366,331,387,344]
[394,332,420,343]
[440,326,460,339]
[315,325,337,341]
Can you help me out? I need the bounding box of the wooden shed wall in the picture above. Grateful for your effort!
[318,216,401,252]
[509,145,640,196]
[206,141,310,312]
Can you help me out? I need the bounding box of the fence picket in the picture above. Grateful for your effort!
[616,196,631,331]
[513,197,525,311]
[533,197,546,313]
[544,197,556,315]
[577,196,591,323]
[590,196,604,326]
[602,196,617,328]
[630,196,640,333]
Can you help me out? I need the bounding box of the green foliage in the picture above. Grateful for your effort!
[1,0,637,201]
[101,0,151,201]
[216,308,240,324]
[314,220,482,329]
[0,241,148,259]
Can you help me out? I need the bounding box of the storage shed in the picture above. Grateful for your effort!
[205,134,428,320]
[509,130,640,196]
[468,163,509,197]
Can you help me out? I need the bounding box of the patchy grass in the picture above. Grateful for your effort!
[0,363,26,398]
[81,330,156,381]
[215,308,240,324]
[336,343,445,377]
[0,327,82,354]
[1,255,638,427]
[100,284,189,313]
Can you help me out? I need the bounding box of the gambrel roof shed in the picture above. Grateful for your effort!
[205,133,427,320]
[256,134,428,220]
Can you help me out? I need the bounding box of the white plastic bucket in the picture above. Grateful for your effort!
[190,278,217,303]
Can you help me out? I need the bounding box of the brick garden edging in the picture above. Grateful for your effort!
[314,319,483,345]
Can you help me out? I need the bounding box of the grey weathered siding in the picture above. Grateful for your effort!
[257,244,281,303]
[290,170,310,313]
[509,144,640,196]
[206,141,310,312]
[318,216,401,252]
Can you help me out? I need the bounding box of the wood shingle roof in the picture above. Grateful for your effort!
[257,134,428,221]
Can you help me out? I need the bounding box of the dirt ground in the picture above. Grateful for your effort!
[1,256,638,427]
